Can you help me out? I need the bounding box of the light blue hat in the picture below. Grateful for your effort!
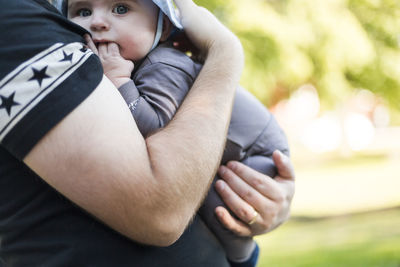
[151,0,183,50]
[153,0,183,30]
[53,0,183,50]
[152,0,183,29]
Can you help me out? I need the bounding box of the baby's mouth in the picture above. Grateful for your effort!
[93,40,111,49]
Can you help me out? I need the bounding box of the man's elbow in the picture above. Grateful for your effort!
[128,210,189,247]
[150,222,185,247]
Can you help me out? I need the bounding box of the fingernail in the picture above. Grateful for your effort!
[274,150,283,158]
[218,165,227,176]
[227,161,236,170]
[215,180,225,191]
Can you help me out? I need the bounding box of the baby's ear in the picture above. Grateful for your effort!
[160,16,174,42]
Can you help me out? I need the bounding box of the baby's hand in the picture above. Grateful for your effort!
[85,35,134,88]
[97,42,134,88]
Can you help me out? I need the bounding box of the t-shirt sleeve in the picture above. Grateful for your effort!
[0,0,103,159]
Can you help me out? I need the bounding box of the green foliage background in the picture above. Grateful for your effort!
[190,2,400,265]
[195,0,400,116]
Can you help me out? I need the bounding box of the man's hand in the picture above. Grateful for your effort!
[173,0,243,63]
[215,150,295,236]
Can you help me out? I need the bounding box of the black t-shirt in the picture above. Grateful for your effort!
[0,0,228,266]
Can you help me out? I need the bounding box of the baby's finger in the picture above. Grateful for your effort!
[97,43,107,53]
[97,43,109,60]
[107,42,121,56]
[84,34,98,55]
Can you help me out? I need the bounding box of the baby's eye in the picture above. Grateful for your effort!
[77,8,92,17]
[113,4,128,14]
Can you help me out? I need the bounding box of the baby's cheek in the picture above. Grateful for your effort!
[124,48,146,62]
[118,46,135,61]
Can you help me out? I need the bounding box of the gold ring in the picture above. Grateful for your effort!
[247,210,258,225]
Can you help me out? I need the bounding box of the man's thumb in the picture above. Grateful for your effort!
[273,150,295,180]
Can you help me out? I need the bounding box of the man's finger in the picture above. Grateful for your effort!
[215,179,265,226]
[273,150,295,180]
[222,162,283,201]
[173,0,195,14]
[215,206,251,237]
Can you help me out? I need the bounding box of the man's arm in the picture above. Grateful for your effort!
[24,1,244,246]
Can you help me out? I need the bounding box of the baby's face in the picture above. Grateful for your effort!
[68,0,158,61]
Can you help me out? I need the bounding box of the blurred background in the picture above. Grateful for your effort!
[196,0,400,266]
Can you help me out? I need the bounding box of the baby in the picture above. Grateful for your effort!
[62,0,289,265]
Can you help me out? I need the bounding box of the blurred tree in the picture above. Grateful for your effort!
[346,0,400,109]
[194,0,400,115]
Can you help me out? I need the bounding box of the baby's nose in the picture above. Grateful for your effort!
[90,13,109,31]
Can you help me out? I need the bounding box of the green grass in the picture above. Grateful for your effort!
[253,140,400,266]
[256,207,400,267]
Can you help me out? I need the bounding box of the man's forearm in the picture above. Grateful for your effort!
[24,43,243,247]
[145,36,244,238]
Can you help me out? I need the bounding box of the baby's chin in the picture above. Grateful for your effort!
[120,50,145,63]
[121,44,153,62]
